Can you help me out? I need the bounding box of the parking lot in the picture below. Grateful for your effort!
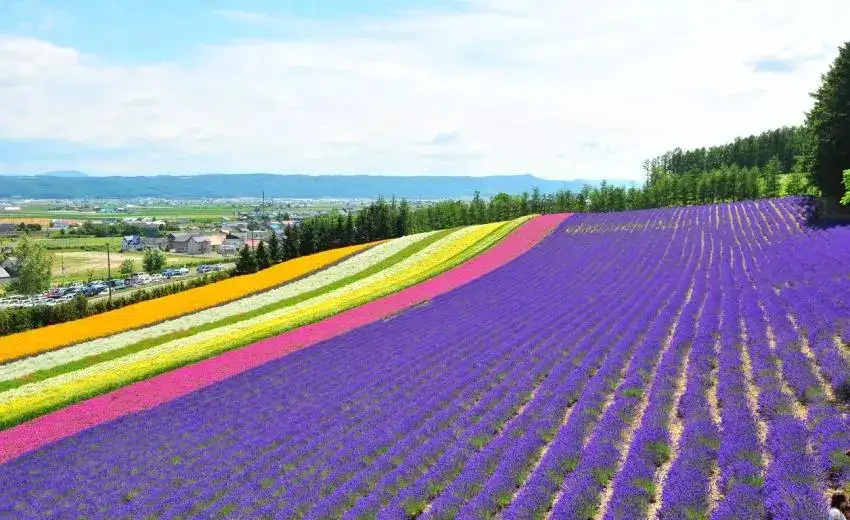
[0,264,231,309]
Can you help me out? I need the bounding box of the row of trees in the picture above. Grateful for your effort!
[228,163,820,276]
[647,126,807,176]
[646,41,850,205]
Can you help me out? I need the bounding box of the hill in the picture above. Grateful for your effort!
[0,173,614,199]
[0,199,846,518]
[36,170,90,178]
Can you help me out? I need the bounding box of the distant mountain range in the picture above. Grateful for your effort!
[36,170,90,178]
[0,173,632,200]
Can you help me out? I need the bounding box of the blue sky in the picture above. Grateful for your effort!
[0,0,464,63]
[0,0,847,179]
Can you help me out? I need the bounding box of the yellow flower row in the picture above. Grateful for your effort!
[0,222,507,426]
[0,243,374,364]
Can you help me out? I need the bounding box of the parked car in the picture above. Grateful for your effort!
[45,288,64,299]
[83,286,106,297]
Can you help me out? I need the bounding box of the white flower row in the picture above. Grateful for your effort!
[0,225,491,405]
[0,231,437,383]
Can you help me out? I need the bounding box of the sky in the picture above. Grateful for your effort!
[0,0,848,181]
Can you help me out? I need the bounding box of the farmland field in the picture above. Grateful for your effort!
[0,201,362,221]
[0,199,849,519]
[50,250,229,282]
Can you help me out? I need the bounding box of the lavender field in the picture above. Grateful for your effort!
[3,197,850,519]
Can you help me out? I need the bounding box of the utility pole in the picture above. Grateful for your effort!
[106,242,113,302]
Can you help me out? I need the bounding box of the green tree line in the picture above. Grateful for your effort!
[234,165,816,276]
[646,41,850,205]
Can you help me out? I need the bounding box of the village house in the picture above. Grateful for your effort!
[167,234,212,255]
[121,235,144,252]
[219,235,243,256]
[142,237,169,250]
[204,233,226,253]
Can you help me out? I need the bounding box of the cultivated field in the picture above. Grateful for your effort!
[0,199,848,519]
[50,250,224,281]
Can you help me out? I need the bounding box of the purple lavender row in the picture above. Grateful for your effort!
[276,240,620,518]
[547,220,701,518]
[364,213,681,519]
[341,287,619,518]
[159,272,567,519]
[177,218,604,516]
[710,240,767,520]
[107,310,484,516]
[417,209,697,519]
[456,237,686,520]
[500,243,685,520]
[601,279,706,519]
[445,244,676,520]
[752,200,850,493]
[8,266,548,516]
[738,201,850,505]
[737,275,823,519]
[656,237,722,520]
[606,224,717,519]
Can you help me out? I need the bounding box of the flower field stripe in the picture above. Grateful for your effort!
[0,215,565,452]
[0,230,447,391]
[419,220,682,520]
[7,199,850,517]
[548,208,702,519]
[0,223,502,428]
[0,242,374,364]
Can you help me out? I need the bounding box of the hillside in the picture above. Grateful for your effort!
[0,173,606,199]
[0,198,848,519]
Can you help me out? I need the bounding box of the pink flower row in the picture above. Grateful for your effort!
[0,213,571,464]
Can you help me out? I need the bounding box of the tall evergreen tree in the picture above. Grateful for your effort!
[235,244,258,274]
[298,225,316,256]
[804,41,850,201]
[283,225,299,260]
[267,232,282,264]
[255,240,271,270]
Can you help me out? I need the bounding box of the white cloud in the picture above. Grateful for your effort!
[1,0,849,179]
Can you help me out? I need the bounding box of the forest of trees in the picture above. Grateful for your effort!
[646,41,850,205]
[646,126,807,176]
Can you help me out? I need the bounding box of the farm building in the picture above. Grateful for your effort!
[142,237,169,251]
[167,234,211,255]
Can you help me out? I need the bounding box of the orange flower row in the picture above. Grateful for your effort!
[0,243,373,364]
